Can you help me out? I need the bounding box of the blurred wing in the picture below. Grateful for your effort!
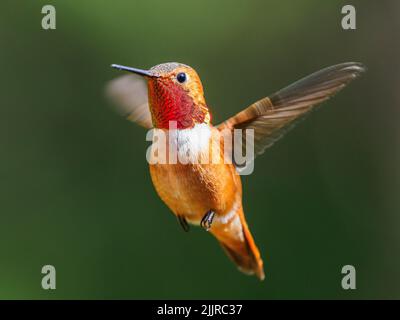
[105,74,153,128]
[218,62,365,161]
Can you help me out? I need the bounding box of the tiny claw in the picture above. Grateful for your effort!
[177,215,190,232]
[200,210,215,231]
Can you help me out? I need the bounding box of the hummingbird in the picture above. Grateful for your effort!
[107,61,365,280]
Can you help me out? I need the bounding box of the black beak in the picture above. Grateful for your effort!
[111,64,154,77]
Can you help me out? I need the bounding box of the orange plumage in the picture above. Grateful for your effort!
[107,61,365,280]
[149,127,264,279]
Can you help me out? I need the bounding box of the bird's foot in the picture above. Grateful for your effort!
[200,210,215,231]
[177,215,190,232]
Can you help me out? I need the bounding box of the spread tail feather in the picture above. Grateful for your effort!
[211,207,264,280]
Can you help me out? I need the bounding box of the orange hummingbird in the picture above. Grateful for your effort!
[107,62,365,280]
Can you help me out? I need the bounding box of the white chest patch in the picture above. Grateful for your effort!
[170,123,211,163]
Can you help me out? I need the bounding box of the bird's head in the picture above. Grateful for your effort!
[111,62,210,129]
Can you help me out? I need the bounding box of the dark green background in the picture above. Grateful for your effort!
[0,0,399,299]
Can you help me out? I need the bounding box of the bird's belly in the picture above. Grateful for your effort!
[149,162,240,224]
[148,124,242,224]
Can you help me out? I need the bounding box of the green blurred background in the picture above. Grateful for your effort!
[0,0,399,299]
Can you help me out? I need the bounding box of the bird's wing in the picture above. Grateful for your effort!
[217,62,365,164]
[105,74,153,128]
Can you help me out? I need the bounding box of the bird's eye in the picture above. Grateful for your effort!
[176,72,187,83]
